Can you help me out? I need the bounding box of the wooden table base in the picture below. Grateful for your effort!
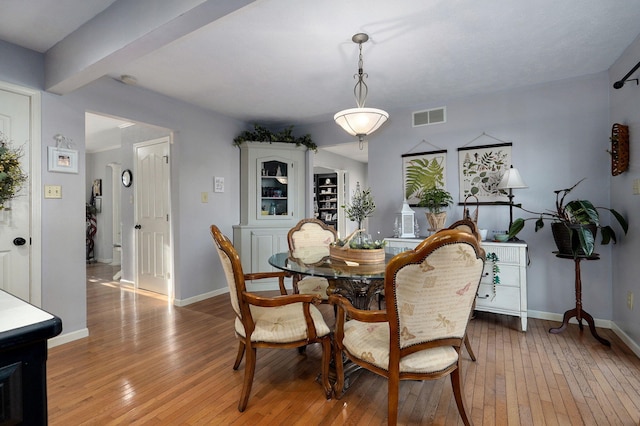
[549,254,610,347]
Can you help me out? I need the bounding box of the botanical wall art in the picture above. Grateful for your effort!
[402,150,447,206]
[458,143,511,203]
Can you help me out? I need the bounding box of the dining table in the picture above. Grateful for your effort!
[269,247,395,392]
[268,248,395,310]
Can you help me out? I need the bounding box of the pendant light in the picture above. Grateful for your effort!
[334,33,389,146]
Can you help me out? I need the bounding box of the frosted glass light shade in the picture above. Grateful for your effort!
[334,107,389,138]
[497,167,528,189]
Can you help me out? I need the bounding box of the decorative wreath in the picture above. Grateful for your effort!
[0,132,27,209]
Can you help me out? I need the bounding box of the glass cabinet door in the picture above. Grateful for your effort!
[259,159,289,218]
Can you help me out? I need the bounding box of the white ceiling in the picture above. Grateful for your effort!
[3,0,640,160]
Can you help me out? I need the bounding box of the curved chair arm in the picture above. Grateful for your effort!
[243,292,322,307]
[244,271,290,295]
[329,294,388,323]
[243,291,324,340]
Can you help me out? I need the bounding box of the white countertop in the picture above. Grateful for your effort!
[0,291,54,333]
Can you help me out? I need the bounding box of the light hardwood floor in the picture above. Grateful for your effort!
[47,263,640,425]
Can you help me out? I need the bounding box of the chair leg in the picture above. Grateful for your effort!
[450,365,472,426]
[320,336,332,399]
[464,334,476,362]
[387,376,399,426]
[238,346,257,412]
[233,341,245,370]
[333,345,345,399]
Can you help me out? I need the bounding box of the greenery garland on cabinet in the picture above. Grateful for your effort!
[486,252,500,301]
[233,124,317,152]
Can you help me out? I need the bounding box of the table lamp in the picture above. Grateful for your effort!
[497,165,528,232]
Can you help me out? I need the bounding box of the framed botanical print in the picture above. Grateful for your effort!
[402,150,447,206]
[458,143,511,203]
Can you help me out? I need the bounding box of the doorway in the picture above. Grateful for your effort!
[85,113,173,298]
[134,137,171,296]
[0,82,41,305]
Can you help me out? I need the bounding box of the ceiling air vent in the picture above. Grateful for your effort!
[412,107,446,127]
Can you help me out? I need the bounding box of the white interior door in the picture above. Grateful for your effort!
[134,137,171,296]
[0,88,31,300]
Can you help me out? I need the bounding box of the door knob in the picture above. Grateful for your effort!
[13,237,26,246]
[135,224,142,229]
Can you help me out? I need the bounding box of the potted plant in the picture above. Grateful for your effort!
[341,183,376,233]
[331,183,385,263]
[507,178,628,257]
[418,187,453,231]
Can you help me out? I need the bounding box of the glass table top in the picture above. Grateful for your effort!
[268,250,393,280]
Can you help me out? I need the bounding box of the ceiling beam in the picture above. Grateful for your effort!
[44,0,255,94]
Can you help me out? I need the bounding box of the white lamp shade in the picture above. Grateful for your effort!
[334,107,389,137]
[497,167,528,189]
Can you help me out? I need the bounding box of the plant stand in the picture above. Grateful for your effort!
[549,253,610,346]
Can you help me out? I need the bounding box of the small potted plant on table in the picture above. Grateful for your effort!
[331,183,385,264]
[418,187,453,232]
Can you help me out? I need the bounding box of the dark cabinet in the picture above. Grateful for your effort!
[0,291,62,425]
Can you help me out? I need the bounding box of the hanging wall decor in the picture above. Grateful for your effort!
[458,142,512,203]
[402,150,447,206]
[48,146,78,173]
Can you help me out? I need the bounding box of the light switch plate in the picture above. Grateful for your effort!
[44,185,62,199]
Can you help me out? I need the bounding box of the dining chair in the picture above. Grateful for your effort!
[287,218,337,301]
[210,225,332,412]
[329,229,485,425]
[440,219,483,361]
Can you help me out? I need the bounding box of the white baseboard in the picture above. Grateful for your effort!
[610,322,640,358]
[48,328,89,348]
[174,287,229,307]
[528,310,639,358]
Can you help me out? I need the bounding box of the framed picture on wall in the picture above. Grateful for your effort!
[402,150,447,206]
[457,143,511,203]
[92,179,102,197]
[48,146,79,173]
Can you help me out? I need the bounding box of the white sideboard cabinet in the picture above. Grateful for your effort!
[233,142,308,282]
[384,237,528,331]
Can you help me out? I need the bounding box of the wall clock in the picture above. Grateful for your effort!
[122,169,133,187]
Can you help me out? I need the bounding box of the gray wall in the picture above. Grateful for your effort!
[610,34,640,344]
[367,73,614,319]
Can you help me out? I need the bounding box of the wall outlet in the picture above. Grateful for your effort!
[44,185,62,199]
[201,192,208,203]
[633,179,640,195]
[627,291,634,310]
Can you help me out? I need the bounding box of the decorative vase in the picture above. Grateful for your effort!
[426,212,447,231]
